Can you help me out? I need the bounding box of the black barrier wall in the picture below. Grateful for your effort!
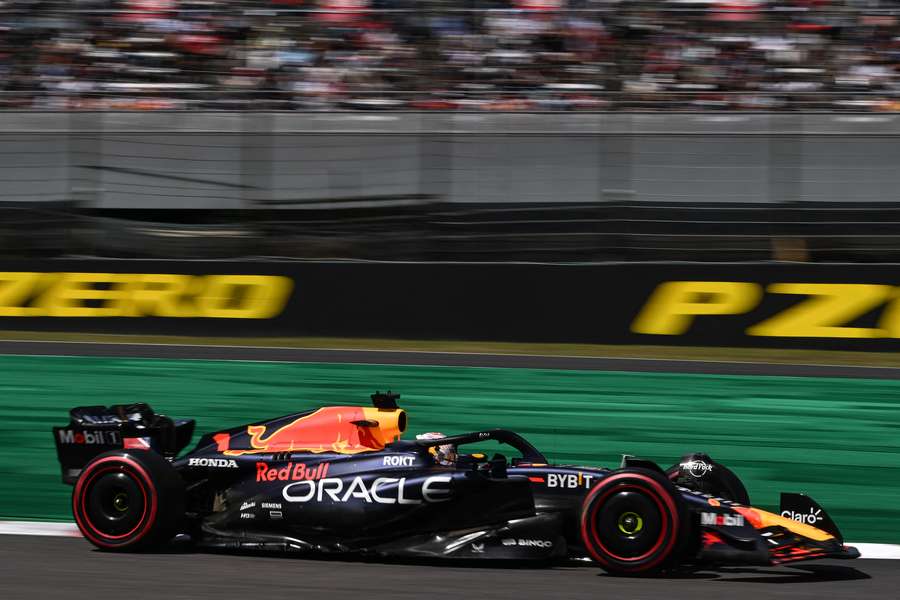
[3,261,900,351]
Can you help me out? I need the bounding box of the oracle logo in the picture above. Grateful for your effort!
[283,475,452,505]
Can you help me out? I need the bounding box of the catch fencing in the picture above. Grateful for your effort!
[3,112,900,208]
[4,112,900,261]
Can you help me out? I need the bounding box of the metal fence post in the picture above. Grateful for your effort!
[67,110,102,210]
[240,111,274,208]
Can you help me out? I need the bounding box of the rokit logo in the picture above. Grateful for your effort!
[383,455,416,467]
[781,507,823,525]
[188,458,238,468]
[58,429,120,445]
[283,475,452,505]
[501,539,553,548]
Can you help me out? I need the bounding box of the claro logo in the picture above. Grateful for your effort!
[0,272,293,318]
[632,281,900,339]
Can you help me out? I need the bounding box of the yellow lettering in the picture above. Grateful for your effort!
[119,274,199,317]
[877,291,900,338]
[0,272,42,316]
[631,281,762,335]
[35,273,134,317]
[747,283,892,338]
[196,275,293,319]
[0,272,293,319]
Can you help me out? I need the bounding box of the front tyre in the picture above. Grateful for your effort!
[580,468,686,575]
[73,450,184,551]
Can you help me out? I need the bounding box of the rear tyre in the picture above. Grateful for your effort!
[72,450,184,551]
[580,468,686,575]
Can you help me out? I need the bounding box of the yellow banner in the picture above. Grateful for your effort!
[632,281,898,339]
[0,272,294,318]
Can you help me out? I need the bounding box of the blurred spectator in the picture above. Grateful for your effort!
[0,0,899,110]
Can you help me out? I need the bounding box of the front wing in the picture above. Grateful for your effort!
[683,490,860,566]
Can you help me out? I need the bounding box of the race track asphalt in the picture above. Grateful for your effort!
[0,535,890,600]
[2,338,897,599]
[1,339,900,378]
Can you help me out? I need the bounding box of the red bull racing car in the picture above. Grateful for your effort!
[53,392,859,575]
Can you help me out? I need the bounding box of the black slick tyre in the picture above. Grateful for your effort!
[580,468,687,575]
[72,450,184,551]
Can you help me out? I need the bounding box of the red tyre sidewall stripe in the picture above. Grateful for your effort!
[73,455,158,549]
[580,473,680,572]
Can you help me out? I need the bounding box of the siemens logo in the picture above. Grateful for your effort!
[0,272,293,318]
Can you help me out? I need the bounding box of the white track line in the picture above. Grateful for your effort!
[850,544,900,560]
[0,521,80,537]
[1,521,898,558]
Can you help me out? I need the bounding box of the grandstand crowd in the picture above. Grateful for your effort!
[3,0,900,110]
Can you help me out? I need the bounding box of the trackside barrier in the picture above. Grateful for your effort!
[3,261,900,350]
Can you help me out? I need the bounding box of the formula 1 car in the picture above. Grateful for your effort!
[53,392,859,575]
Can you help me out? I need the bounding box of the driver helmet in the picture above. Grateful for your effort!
[415,432,457,466]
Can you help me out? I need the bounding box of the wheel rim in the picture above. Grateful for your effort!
[617,511,644,535]
[591,488,665,560]
[80,466,149,540]
[112,492,129,513]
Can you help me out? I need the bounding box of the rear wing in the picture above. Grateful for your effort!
[53,403,194,484]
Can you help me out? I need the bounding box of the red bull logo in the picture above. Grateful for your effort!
[256,462,329,482]
[223,406,407,456]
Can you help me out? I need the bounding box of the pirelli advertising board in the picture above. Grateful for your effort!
[1,261,899,350]
[0,265,298,336]
[0,272,293,319]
